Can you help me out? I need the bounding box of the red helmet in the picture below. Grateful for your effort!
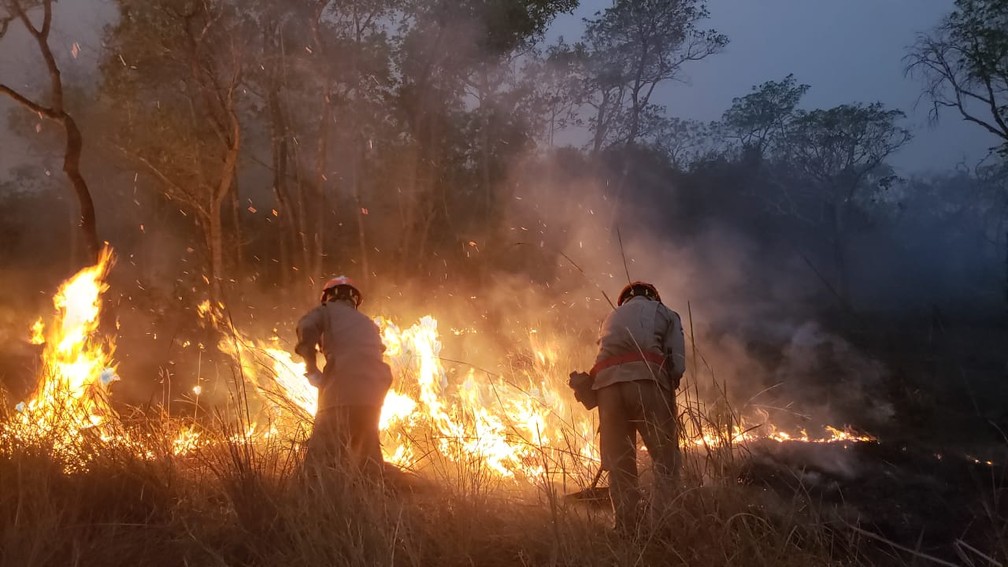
[320,276,362,306]
[617,281,661,306]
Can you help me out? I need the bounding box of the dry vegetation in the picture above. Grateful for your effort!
[0,375,941,567]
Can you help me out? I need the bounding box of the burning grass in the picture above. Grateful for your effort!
[2,248,1003,566]
[0,400,859,567]
[0,362,998,567]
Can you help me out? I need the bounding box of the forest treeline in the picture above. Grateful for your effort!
[0,0,1006,314]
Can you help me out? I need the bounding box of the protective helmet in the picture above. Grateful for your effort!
[320,275,362,307]
[617,281,661,306]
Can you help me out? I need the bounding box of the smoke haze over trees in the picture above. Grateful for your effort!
[0,0,1007,442]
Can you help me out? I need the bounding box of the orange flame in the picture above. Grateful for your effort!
[9,247,122,458]
[5,245,876,478]
[29,317,45,345]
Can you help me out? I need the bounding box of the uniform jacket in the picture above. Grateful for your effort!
[295,301,393,409]
[592,296,686,391]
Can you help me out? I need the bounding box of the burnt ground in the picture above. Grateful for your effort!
[740,439,1007,564]
[565,440,1006,564]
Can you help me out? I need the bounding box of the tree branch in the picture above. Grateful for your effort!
[39,0,51,40]
[980,71,1008,139]
[0,83,59,118]
[115,144,208,218]
[0,12,14,37]
[10,0,40,39]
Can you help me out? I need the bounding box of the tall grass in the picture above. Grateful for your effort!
[8,341,997,567]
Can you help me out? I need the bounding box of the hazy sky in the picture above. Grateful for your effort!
[1,0,1001,176]
[558,0,1000,173]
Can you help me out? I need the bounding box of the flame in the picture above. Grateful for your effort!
[380,390,417,429]
[4,247,877,480]
[8,248,122,457]
[262,347,316,416]
[29,317,45,345]
[172,425,201,456]
[689,421,875,448]
[231,314,876,480]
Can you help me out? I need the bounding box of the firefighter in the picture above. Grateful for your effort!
[580,281,686,533]
[295,276,392,481]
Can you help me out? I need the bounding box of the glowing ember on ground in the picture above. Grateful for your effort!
[172,425,201,456]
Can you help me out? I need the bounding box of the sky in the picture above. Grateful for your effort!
[556,0,1001,173]
[1,0,1002,176]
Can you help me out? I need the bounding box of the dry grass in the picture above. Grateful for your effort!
[3,353,1000,567]
[0,399,873,567]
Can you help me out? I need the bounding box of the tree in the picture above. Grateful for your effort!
[237,1,313,288]
[0,0,101,263]
[787,103,913,301]
[721,74,809,160]
[101,0,246,304]
[632,110,716,170]
[296,0,400,283]
[906,0,1008,159]
[387,0,576,273]
[454,0,577,218]
[579,0,727,152]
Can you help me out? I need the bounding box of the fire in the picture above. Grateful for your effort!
[172,425,201,456]
[262,347,316,417]
[380,390,418,429]
[209,312,877,481]
[221,316,578,478]
[690,422,875,448]
[8,248,122,457]
[29,317,45,345]
[4,244,877,481]
[372,317,569,478]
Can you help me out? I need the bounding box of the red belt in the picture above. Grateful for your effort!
[589,351,666,378]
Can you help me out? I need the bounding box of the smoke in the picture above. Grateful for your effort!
[334,150,899,435]
[848,172,1006,312]
[1,0,1002,444]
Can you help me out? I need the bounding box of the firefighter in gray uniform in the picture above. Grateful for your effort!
[295,276,392,480]
[588,281,686,532]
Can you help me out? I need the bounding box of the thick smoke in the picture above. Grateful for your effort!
[461,155,898,434]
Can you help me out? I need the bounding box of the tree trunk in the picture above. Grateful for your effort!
[0,0,100,265]
[398,104,426,274]
[60,114,100,262]
[268,83,292,286]
[481,109,493,219]
[208,113,241,305]
[230,178,243,280]
[398,144,420,275]
[592,95,609,154]
[350,133,370,284]
[313,94,331,280]
[479,70,493,220]
[832,198,849,307]
[207,198,224,304]
[310,2,332,282]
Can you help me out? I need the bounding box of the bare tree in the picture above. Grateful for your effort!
[906,0,1008,159]
[787,103,913,300]
[580,0,727,152]
[102,0,244,304]
[0,0,100,263]
[721,74,810,160]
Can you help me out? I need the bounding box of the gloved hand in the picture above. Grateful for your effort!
[305,370,324,387]
[568,371,597,410]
